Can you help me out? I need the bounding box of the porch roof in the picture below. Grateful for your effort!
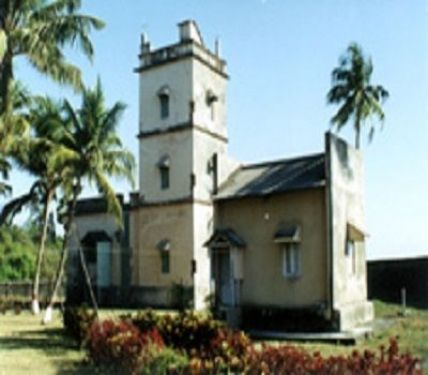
[204,228,246,249]
[81,230,112,246]
[274,225,301,243]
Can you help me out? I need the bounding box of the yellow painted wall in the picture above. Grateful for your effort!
[215,188,327,308]
[130,203,194,288]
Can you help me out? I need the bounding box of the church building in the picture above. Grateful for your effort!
[69,20,373,332]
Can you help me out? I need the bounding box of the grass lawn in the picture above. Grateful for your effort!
[0,311,90,375]
[0,301,426,374]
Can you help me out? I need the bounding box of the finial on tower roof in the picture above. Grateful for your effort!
[178,20,204,45]
[140,32,150,55]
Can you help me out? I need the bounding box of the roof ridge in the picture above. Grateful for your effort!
[262,155,325,195]
[242,152,324,170]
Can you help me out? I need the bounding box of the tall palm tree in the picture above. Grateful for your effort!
[0,97,66,313]
[327,42,389,149]
[26,98,66,314]
[43,80,135,323]
[0,0,104,116]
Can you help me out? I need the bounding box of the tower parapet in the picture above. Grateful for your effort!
[136,20,227,77]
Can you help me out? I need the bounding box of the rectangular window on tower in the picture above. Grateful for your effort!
[160,167,169,190]
[160,95,169,119]
[161,252,170,274]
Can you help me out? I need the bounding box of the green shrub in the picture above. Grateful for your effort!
[63,306,97,345]
[0,296,30,314]
[127,309,160,334]
[0,225,61,282]
[158,311,224,356]
[138,347,189,375]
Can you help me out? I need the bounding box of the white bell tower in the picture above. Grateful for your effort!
[133,20,236,309]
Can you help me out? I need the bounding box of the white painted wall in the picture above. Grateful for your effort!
[72,213,122,286]
[134,21,239,309]
[327,133,373,330]
[139,60,193,133]
[192,58,227,138]
[192,203,214,309]
[140,131,193,202]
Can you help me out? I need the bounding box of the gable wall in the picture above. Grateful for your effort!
[326,133,373,330]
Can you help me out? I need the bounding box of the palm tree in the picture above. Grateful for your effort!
[327,42,389,149]
[43,80,135,323]
[0,97,66,313]
[0,0,104,116]
[26,98,66,314]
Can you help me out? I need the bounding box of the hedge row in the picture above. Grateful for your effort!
[63,307,423,374]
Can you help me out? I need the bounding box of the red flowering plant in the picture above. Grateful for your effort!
[244,337,423,375]
[86,319,164,374]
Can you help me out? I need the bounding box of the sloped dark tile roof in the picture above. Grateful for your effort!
[204,228,246,248]
[216,153,325,200]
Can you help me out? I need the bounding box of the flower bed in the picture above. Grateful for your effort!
[65,307,423,374]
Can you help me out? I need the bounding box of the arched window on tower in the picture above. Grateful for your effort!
[157,239,171,274]
[158,85,170,119]
[206,89,218,121]
[157,154,170,190]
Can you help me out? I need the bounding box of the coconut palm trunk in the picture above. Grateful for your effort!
[42,200,74,324]
[42,232,68,324]
[43,182,99,323]
[32,188,54,314]
[76,236,99,314]
[0,52,13,116]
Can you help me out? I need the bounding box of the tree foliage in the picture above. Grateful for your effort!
[0,0,104,116]
[58,79,135,223]
[0,224,61,282]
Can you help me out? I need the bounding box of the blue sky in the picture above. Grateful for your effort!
[9,0,428,259]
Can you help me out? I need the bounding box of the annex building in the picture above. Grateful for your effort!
[68,21,373,332]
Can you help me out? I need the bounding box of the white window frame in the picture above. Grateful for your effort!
[282,243,300,279]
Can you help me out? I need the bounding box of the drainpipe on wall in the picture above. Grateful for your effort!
[325,132,335,325]
[212,153,218,195]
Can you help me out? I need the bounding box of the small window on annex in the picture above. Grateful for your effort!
[274,225,301,279]
[157,155,170,190]
[346,223,365,275]
[157,239,171,274]
[158,86,170,119]
[283,243,300,277]
[346,239,357,274]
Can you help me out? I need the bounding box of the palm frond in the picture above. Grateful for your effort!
[327,42,389,148]
[94,170,122,225]
[0,180,42,225]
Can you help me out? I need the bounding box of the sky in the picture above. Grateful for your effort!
[7,0,428,260]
